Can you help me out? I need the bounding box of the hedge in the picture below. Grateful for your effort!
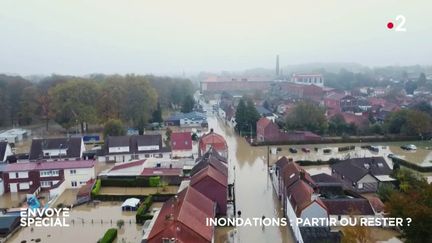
[296,158,341,166]
[392,157,432,173]
[92,193,176,202]
[99,228,117,243]
[136,196,153,224]
[253,135,422,146]
[91,179,101,197]
[101,177,150,187]
[149,176,160,187]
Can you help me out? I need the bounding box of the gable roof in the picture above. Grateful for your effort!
[104,135,169,155]
[331,157,392,182]
[147,187,215,242]
[257,117,272,128]
[3,160,96,172]
[199,131,227,153]
[191,148,228,177]
[275,156,290,170]
[171,132,192,151]
[286,180,326,217]
[109,160,146,171]
[29,137,83,160]
[322,198,375,215]
[281,162,315,190]
[190,166,228,188]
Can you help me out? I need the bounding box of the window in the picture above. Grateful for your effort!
[70,169,76,175]
[358,183,364,189]
[41,181,51,188]
[71,181,77,187]
[145,154,150,158]
[40,170,60,177]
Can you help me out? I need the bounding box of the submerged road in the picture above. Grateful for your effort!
[206,109,294,243]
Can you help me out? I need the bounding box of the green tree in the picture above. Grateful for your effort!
[181,95,195,113]
[235,98,260,135]
[116,219,125,229]
[49,79,100,132]
[385,169,432,243]
[151,102,163,123]
[103,119,126,138]
[122,75,158,134]
[286,101,328,134]
[385,109,432,136]
[417,72,427,86]
[18,86,39,125]
[97,77,126,121]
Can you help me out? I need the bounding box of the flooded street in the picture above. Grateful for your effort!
[206,112,294,243]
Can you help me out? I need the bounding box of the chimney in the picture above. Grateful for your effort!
[276,55,280,77]
[299,170,306,180]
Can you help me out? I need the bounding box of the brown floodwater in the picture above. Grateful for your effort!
[206,113,295,243]
[8,201,142,243]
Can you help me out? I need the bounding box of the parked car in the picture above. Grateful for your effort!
[323,148,332,154]
[301,148,310,153]
[289,148,298,153]
[401,144,417,151]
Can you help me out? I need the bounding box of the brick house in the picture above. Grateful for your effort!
[1,160,96,194]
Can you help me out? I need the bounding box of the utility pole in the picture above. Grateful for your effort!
[267,145,270,171]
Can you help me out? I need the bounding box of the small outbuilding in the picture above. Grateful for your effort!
[121,198,140,211]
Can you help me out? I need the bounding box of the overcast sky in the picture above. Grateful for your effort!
[0,0,431,76]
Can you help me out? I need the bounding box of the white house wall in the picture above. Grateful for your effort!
[63,167,96,189]
[300,201,328,222]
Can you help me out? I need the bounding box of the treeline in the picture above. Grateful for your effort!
[0,74,195,133]
[281,101,432,137]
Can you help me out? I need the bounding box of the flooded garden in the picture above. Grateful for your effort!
[8,201,144,243]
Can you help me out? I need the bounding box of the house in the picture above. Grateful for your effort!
[98,135,171,162]
[144,186,216,243]
[1,160,96,194]
[198,129,228,159]
[165,112,207,128]
[324,93,347,114]
[190,165,228,216]
[171,132,193,158]
[256,117,321,143]
[0,142,13,163]
[190,148,228,177]
[322,198,375,225]
[285,179,328,221]
[330,157,395,193]
[257,117,280,142]
[340,95,360,113]
[28,137,85,161]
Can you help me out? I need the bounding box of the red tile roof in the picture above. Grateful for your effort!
[257,117,272,128]
[199,131,227,154]
[109,160,145,171]
[140,168,182,176]
[190,166,228,188]
[171,132,192,151]
[147,187,215,242]
[286,180,326,217]
[3,160,96,172]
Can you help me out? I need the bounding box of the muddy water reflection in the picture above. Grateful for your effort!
[207,115,294,243]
